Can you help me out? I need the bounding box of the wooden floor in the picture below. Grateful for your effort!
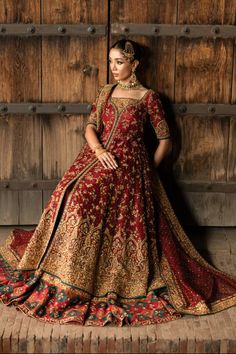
[0,226,236,353]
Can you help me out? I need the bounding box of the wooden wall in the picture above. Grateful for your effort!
[0,0,235,226]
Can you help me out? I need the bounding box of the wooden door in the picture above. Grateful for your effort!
[0,0,235,226]
[0,0,108,225]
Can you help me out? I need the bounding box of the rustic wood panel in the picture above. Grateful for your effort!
[178,0,236,24]
[178,192,225,226]
[0,116,42,180]
[0,191,18,225]
[225,193,236,226]
[174,1,235,225]
[42,115,87,178]
[228,117,236,181]
[110,0,176,97]
[172,115,229,181]
[42,1,108,179]
[19,190,42,224]
[0,0,40,23]
[175,38,234,103]
[0,1,42,225]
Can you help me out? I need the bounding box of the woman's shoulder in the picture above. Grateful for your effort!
[145,88,162,102]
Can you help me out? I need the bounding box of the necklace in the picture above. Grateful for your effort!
[117,80,142,90]
[117,72,143,90]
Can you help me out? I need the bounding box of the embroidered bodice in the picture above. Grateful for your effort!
[109,97,140,115]
[85,84,171,141]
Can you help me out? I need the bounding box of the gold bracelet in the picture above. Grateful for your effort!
[92,143,103,152]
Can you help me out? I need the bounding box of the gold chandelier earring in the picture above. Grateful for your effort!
[130,68,137,83]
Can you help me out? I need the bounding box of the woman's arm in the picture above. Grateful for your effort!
[85,124,118,170]
[84,124,102,151]
[153,138,172,168]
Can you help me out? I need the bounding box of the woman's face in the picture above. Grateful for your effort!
[109,48,137,82]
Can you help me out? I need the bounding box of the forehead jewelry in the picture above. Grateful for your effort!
[121,41,135,63]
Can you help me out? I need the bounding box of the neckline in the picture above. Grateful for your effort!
[109,84,151,103]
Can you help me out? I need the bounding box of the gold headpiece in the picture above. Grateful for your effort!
[122,41,135,63]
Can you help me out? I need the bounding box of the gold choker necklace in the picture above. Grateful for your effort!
[117,80,142,90]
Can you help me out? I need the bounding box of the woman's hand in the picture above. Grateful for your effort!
[97,150,118,170]
[85,125,118,170]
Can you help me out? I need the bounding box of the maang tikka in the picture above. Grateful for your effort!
[121,41,135,63]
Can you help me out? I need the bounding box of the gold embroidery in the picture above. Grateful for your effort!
[110,97,138,115]
[151,168,236,314]
[155,120,170,140]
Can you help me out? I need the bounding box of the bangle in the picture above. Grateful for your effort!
[92,143,103,152]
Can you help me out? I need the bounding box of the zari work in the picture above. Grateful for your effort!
[0,83,236,327]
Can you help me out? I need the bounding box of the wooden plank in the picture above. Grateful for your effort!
[0,191,18,225]
[0,116,42,183]
[11,310,24,353]
[0,0,40,22]
[0,305,12,353]
[224,193,236,226]
[0,0,42,226]
[66,325,77,354]
[42,0,108,180]
[227,117,236,181]
[51,323,61,353]
[122,325,132,353]
[18,311,31,354]
[83,328,92,354]
[34,320,46,354]
[74,325,83,354]
[155,325,173,353]
[40,322,52,353]
[232,2,236,104]
[59,324,70,354]
[175,37,233,103]
[106,326,116,354]
[176,192,226,226]
[42,115,88,179]
[19,191,42,225]
[173,116,229,182]
[2,306,18,353]
[179,0,236,24]
[147,325,157,353]
[115,327,124,353]
[26,317,38,353]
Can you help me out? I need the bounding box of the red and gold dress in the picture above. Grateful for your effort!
[0,83,236,326]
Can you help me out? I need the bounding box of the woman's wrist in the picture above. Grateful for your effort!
[92,144,107,157]
[92,143,103,152]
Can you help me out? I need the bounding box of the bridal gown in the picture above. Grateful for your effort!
[0,83,236,326]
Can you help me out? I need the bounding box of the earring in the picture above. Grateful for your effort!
[130,70,137,83]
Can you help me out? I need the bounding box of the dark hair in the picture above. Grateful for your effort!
[109,39,151,82]
[110,39,145,62]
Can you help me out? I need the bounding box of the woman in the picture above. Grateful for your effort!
[0,39,236,327]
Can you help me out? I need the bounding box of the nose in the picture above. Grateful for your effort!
[111,63,117,71]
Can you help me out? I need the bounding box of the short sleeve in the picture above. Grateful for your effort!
[85,86,103,130]
[147,90,171,140]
